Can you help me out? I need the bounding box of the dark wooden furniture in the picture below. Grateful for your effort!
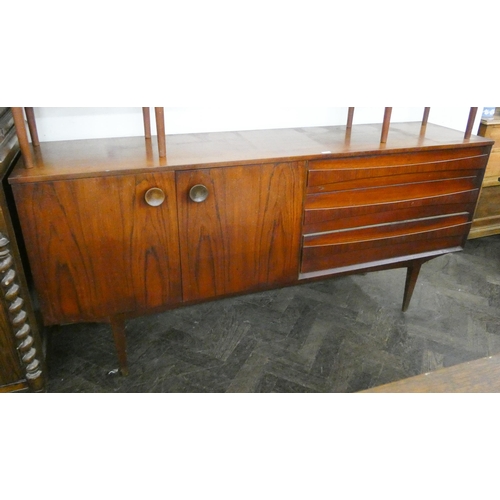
[469,108,500,238]
[9,107,493,376]
[0,108,46,392]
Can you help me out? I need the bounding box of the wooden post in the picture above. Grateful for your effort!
[464,107,478,140]
[154,107,166,158]
[402,260,423,312]
[422,107,430,128]
[24,107,39,146]
[142,107,151,139]
[380,107,392,144]
[346,107,355,129]
[11,107,34,169]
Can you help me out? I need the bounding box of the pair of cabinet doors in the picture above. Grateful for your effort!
[12,162,305,325]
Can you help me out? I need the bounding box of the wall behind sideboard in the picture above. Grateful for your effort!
[30,107,486,143]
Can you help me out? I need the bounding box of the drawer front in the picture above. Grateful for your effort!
[301,147,487,276]
[304,190,478,234]
[308,153,488,193]
[302,225,467,274]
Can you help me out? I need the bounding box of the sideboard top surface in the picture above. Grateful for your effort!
[9,121,494,184]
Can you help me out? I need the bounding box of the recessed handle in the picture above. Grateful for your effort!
[189,184,209,203]
[145,187,165,207]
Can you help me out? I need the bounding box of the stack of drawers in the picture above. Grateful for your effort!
[469,113,500,238]
[301,147,489,277]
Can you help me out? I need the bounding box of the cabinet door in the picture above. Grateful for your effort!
[12,172,182,324]
[176,162,305,302]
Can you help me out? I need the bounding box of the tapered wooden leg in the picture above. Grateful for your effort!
[110,315,128,376]
[402,261,423,312]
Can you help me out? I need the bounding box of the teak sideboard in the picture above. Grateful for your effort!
[8,108,494,376]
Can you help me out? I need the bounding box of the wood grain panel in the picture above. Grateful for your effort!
[472,184,500,220]
[479,122,500,142]
[304,194,478,234]
[177,162,305,302]
[308,147,488,171]
[8,124,493,185]
[12,173,182,324]
[303,213,470,246]
[305,177,480,211]
[308,168,482,194]
[301,224,468,274]
[484,150,500,178]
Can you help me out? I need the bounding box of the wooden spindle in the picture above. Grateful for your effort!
[154,107,166,158]
[11,107,34,169]
[347,107,355,129]
[422,107,430,128]
[24,107,39,146]
[380,107,392,144]
[142,107,151,139]
[464,107,478,140]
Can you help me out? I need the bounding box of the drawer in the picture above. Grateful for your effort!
[304,213,470,247]
[305,177,480,212]
[304,190,478,234]
[308,153,488,193]
[301,223,468,275]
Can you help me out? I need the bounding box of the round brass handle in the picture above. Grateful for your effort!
[189,184,209,203]
[145,187,165,207]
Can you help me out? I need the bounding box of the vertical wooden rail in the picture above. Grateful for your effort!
[142,107,151,139]
[346,107,355,129]
[154,107,166,158]
[24,107,39,146]
[380,107,392,144]
[422,107,430,128]
[11,107,34,169]
[464,107,478,140]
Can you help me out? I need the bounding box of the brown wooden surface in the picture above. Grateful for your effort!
[422,107,430,128]
[24,107,39,146]
[7,121,494,374]
[177,162,305,302]
[464,107,478,139]
[155,107,166,158]
[301,227,467,274]
[11,107,34,169]
[12,172,183,324]
[8,122,493,184]
[346,107,355,129]
[380,107,392,143]
[142,107,151,139]
[362,353,500,393]
[469,119,500,239]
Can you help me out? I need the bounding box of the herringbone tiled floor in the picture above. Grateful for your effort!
[46,234,500,392]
